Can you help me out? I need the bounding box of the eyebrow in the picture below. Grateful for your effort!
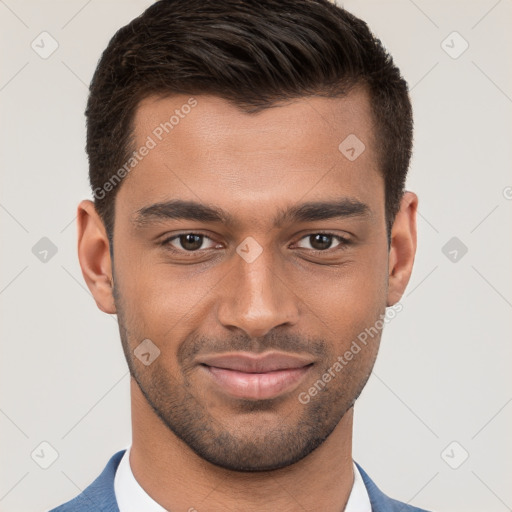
[133,197,371,228]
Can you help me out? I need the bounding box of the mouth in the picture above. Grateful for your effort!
[197,351,315,400]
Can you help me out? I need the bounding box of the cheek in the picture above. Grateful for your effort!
[306,250,389,353]
[302,248,388,318]
[113,247,220,346]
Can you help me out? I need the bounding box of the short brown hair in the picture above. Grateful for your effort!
[86,0,413,245]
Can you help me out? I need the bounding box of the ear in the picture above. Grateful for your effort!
[77,200,116,314]
[387,191,418,307]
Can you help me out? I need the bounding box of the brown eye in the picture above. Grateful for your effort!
[162,233,217,252]
[309,234,334,250]
[296,233,350,252]
[178,234,204,251]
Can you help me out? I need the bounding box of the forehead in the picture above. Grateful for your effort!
[116,89,383,227]
[133,88,375,160]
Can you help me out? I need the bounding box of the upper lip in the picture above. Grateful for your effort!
[198,351,315,373]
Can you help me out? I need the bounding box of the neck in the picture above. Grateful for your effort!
[129,378,355,512]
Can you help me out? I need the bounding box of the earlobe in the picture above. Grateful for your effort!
[77,200,117,314]
[386,191,418,307]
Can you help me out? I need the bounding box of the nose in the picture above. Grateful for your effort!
[216,245,300,339]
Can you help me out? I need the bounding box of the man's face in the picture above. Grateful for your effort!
[110,89,391,471]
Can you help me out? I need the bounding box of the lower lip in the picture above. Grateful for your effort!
[203,364,313,400]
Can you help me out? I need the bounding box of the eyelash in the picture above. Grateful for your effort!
[160,232,351,255]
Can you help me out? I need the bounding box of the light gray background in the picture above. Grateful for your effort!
[1,1,511,511]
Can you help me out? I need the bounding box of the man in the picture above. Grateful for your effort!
[50,0,429,510]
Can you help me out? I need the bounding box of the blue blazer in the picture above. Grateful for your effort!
[49,450,431,511]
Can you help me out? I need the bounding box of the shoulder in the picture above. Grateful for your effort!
[48,449,126,512]
[355,462,433,512]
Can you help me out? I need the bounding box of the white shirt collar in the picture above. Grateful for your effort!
[114,445,167,512]
[114,445,371,511]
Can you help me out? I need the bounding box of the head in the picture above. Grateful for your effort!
[78,0,417,472]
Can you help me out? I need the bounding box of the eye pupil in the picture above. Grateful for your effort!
[180,234,203,251]
[310,234,332,250]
